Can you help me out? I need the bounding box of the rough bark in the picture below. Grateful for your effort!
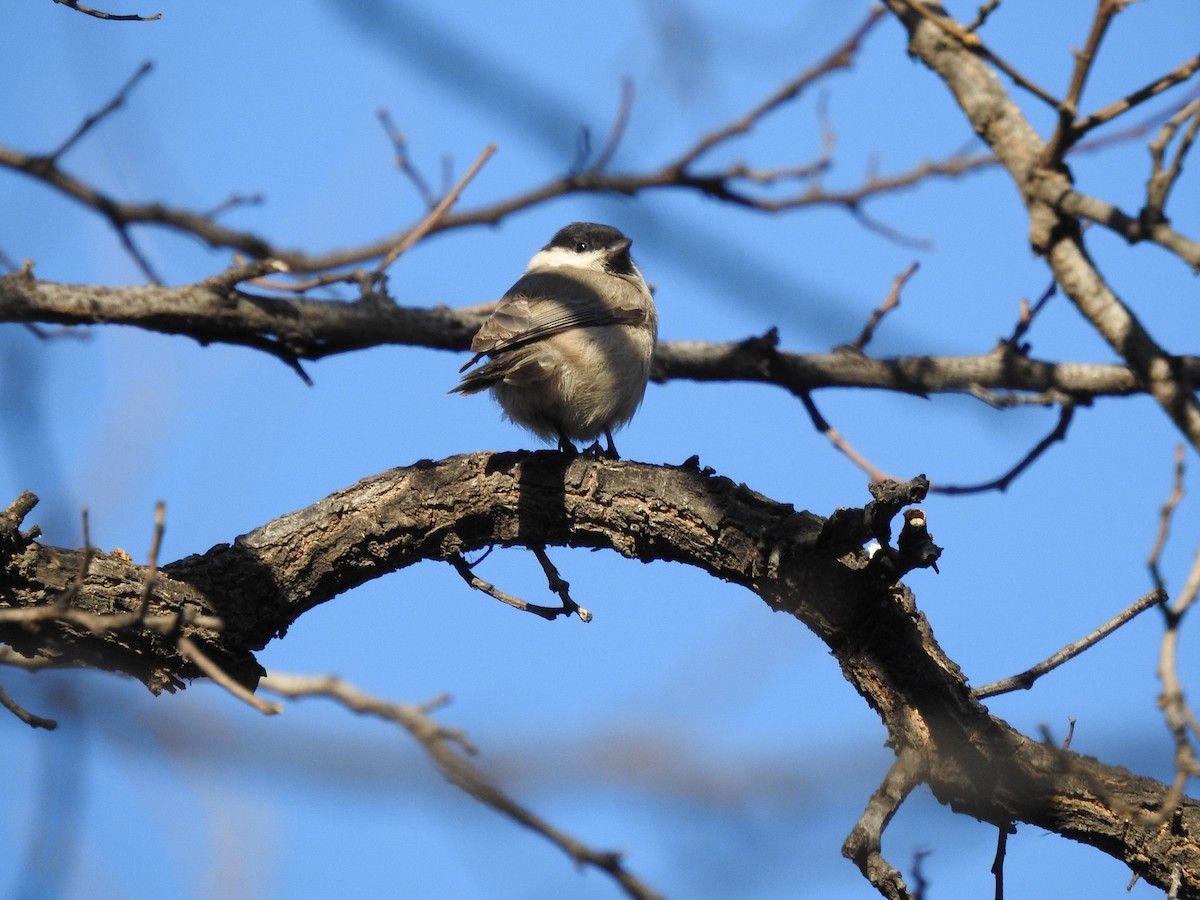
[1,452,1197,894]
[4,269,1197,402]
[882,0,1200,453]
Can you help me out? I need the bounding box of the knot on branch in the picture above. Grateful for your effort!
[0,492,42,573]
[817,475,940,578]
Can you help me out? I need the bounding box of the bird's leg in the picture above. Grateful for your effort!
[557,433,579,456]
[602,429,620,460]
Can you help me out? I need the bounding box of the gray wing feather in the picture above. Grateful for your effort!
[467,270,648,358]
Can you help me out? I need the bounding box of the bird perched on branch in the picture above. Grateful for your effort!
[451,222,658,459]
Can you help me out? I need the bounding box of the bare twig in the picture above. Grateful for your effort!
[587,79,635,174]
[1003,280,1056,351]
[259,673,663,900]
[673,7,886,171]
[177,634,281,715]
[0,680,57,730]
[1044,0,1129,164]
[1144,446,1200,825]
[373,144,496,278]
[851,262,919,352]
[532,546,591,622]
[965,0,1002,33]
[0,84,996,278]
[974,588,1164,698]
[1145,99,1200,222]
[1073,56,1200,140]
[842,747,924,900]
[934,401,1075,495]
[991,823,1014,900]
[52,0,160,22]
[0,601,223,633]
[139,502,165,615]
[51,61,154,161]
[377,109,438,209]
[1062,717,1076,751]
[799,391,898,485]
[447,552,575,621]
[57,507,94,609]
[1149,578,1200,825]
[1148,445,1186,594]
[203,193,265,220]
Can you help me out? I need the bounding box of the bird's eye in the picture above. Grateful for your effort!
[575,240,589,252]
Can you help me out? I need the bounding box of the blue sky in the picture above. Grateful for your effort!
[3,1,1200,898]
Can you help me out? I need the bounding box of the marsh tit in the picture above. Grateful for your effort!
[451,222,657,459]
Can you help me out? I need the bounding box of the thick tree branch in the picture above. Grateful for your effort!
[884,0,1200,453]
[2,453,1199,895]
[3,269,1198,405]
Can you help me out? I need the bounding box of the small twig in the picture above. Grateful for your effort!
[79,501,167,629]
[374,144,496,278]
[1003,280,1057,350]
[849,208,934,250]
[1148,606,1200,825]
[991,823,1013,900]
[203,193,265,220]
[259,672,663,900]
[673,7,886,171]
[974,588,1164,698]
[799,391,898,484]
[447,552,572,621]
[911,849,931,900]
[851,262,919,352]
[51,0,160,23]
[842,747,924,900]
[177,634,281,715]
[570,127,593,177]
[934,401,1075,495]
[0,680,57,730]
[1145,447,1200,825]
[1146,99,1200,222]
[587,79,635,174]
[1073,56,1200,140]
[205,257,292,290]
[1062,717,1076,751]
[532,546,591,622]
[114,225,162,285]
[965,0,1002,33]
[1148,445,1186,594]
[134,500,164,620]
[56,507,95,609]
[376,109,438,209]
[0,601,224,633]
[50,61,154,161]
[1043,0,1128,164]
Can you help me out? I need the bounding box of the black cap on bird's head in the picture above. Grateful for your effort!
[543,222,636,275]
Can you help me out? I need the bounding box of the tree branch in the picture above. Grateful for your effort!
[51,0,161,21]
[2,453,1199,894]
[260,673,661,900]
[5,270,1200,407]
[884,0,1200,452]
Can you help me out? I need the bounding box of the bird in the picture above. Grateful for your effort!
[450,222,657,459]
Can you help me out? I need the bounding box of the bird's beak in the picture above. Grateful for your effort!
[614,238,632,254]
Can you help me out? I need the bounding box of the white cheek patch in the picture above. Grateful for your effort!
[525,246,608,273]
